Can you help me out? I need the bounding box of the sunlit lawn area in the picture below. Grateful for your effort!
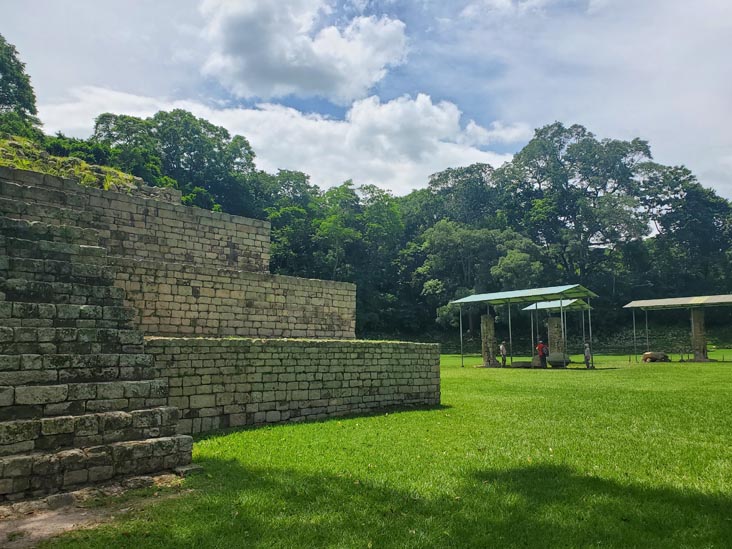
[43,354,732,548]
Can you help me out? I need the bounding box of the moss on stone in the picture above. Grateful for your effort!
[0,134,142,192]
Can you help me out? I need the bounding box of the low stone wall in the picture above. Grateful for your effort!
[112,258,357,338]
[0,434,192,500]
[0,407,180,457]
[147,338,441,434]
[0,167,271,272]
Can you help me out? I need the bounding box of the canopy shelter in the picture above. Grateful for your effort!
[522,299,594,367]
[450,285,598,367]
[623,294,732,361]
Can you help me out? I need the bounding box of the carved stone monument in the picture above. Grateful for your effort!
[480,314,500,367]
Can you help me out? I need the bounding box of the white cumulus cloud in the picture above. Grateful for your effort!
[200,0,407,104]
[39,87,513,195]
[450,0,732,196]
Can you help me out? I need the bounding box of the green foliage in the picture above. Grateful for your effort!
[44,357,732,548]
[92,109,264,217]
[0,111,43,141]
[2,47,732,339]
[0,33,38,122]
[182,186,221,211]
[0,135,141,190]
[43,133,112,165]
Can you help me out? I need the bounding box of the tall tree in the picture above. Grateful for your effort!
[0,33,41,139]
[267,170,323,277]
[494,122,652,282]
[0,34,37,119]
[92,109,264,216]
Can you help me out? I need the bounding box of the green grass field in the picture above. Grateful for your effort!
[42,355,732,548]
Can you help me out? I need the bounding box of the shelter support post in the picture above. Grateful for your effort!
[582,309,586,343]
[530,308,535,356]
[459,305,464,368]
[588,298,594,368]
[507,301,513,366]
[560,300,566,358]
[632,309,637,362]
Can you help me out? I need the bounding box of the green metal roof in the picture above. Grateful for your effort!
[624,294,732,310]
[521,299,591,312]
[450,284,598,306]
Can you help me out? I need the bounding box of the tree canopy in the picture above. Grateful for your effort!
[0,33,41,139]
[2,41,732,341]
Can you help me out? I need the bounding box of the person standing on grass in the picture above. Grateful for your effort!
[499,340,507,367]
[584,343,594,369]
[537,340,548,368]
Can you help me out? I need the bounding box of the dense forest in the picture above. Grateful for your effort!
[3,33,732,346]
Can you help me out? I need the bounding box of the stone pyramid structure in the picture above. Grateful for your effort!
[0,165,440,502]
[0,177,191,502]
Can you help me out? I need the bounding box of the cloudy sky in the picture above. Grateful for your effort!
[3,0,731,196]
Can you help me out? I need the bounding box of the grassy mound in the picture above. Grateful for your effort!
[0,134,142,191]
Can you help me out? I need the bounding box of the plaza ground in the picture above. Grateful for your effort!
[32,353,732,548]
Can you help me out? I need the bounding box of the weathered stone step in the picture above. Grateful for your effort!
[0,378,168,420]
[0,179,87,211]
[0,326,144,356]
[0,302,136,330]
[0,433,192,501]
[0,256,116,286]
[0,216,99,247]
[0,406,179,456]
[0,166,173,204]
[0,236,107,264]
[0,352,154,386]
[0,196,93,229]
[0,278,125,307]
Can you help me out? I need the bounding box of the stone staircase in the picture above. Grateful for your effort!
[0,177,94,229]
[0,213,191,501]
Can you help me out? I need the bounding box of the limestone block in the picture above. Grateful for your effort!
[0,356,20,372]
[97,383,125,400]
[73,414,99,436]
[88,465,114,482]
[101,411,133,432]
[15,385,68,405]
[0,387,14,407]
[131,409,160,428]
[41,416,75,436]
[0,420,39,445]
[0,478,13,495]
[190,394,216,408]
[2,455,33,477]
[63,469,88,486]
[85,399,128,413]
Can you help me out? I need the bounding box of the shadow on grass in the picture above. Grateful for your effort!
[48,461,732,549]
[192,403,453,443]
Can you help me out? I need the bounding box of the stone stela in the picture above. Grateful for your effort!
[0,166,440,501]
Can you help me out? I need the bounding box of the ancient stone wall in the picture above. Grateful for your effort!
[0,216,192,502]
[0,167,270,272]
[111,258,356,338]
[0,166,440,502]
[147,338,440,434]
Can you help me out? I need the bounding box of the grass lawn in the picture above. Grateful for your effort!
[42,355,732,548]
